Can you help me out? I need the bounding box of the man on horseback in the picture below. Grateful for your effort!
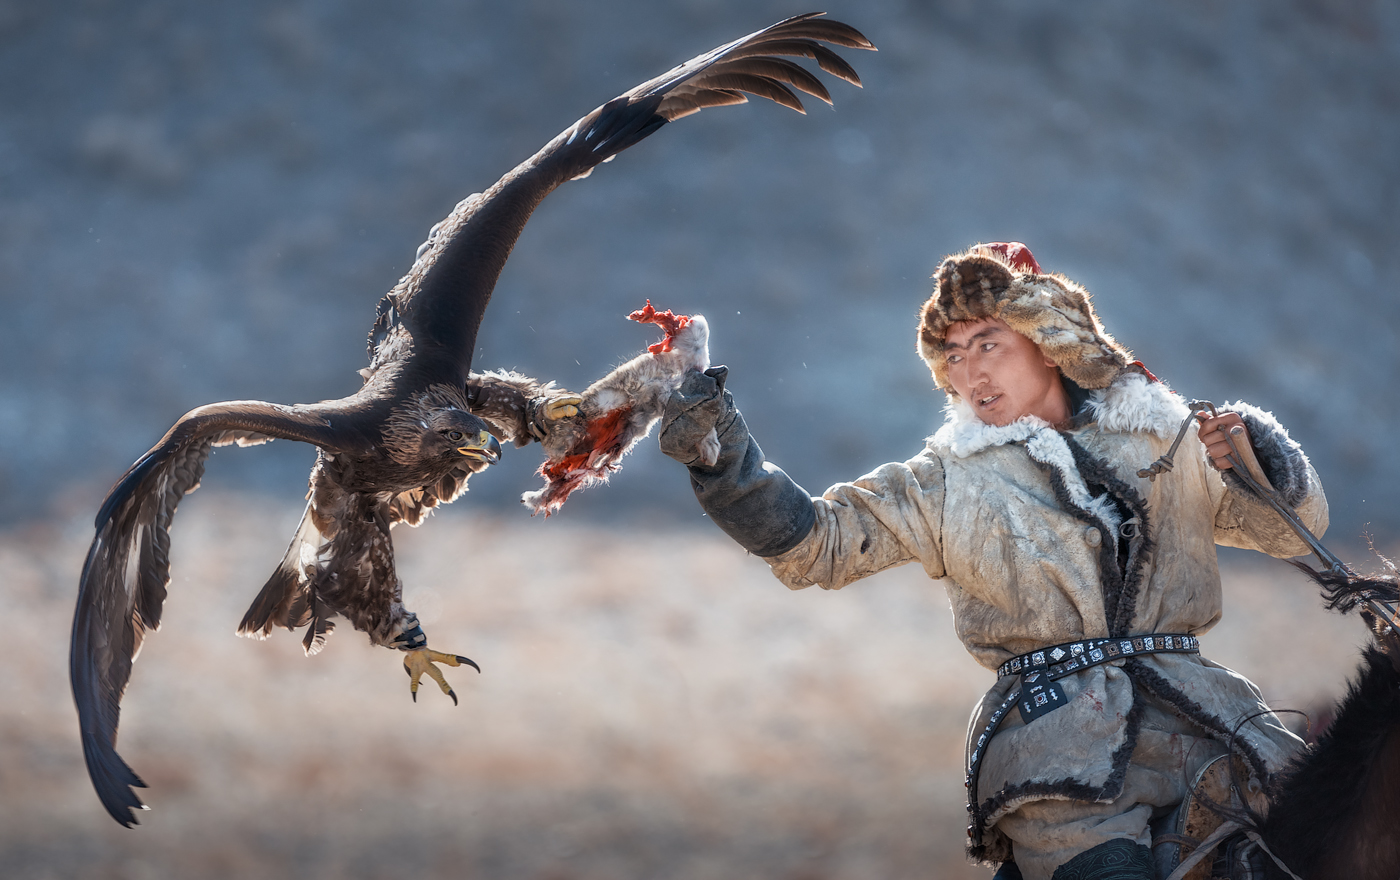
[658,242,1329,879]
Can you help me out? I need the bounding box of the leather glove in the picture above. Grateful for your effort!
[659,365,815,557]
[660,366,730,467]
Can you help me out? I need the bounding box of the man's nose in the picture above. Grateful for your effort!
[968,352,991,382]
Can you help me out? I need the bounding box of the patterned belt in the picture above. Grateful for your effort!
[966,632,1202,849]
[996,633,1200,681]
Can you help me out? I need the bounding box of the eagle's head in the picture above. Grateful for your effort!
[386,387,501,468]
[424,408,501,465]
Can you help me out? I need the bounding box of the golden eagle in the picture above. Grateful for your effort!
[70,13,874,827]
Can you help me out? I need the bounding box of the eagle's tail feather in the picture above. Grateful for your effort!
[301,593,335,656]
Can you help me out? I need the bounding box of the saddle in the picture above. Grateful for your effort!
[1151,754,1269,879]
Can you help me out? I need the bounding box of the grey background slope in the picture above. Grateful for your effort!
[3,0,1397,550]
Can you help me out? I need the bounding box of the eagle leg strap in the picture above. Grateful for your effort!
[391,624,428,651]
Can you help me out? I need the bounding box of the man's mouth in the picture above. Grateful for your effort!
[977,394,1002,408]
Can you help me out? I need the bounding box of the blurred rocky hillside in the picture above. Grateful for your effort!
[2,0,1398,552]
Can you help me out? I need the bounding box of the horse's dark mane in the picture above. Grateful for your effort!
[1260,641,1400,878]
[1250,558,1400,879]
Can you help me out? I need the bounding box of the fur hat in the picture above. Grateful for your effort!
[917,242,1133,395]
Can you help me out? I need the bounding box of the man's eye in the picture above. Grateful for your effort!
[981,342,996,352]
[946,354,961,365]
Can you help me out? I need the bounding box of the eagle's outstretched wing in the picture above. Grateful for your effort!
[72,402,343,827]
[369,12,874,387]
[72,14,875,829]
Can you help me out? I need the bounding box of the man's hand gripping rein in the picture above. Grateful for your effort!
[1196,410,1270,488]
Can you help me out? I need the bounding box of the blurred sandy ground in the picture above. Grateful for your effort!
[0,493,1378,879]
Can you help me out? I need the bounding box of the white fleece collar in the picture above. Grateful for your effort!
[1084,372,1191,438]
[926,372,1188,529]
[928,371,1187,459]
[931,402,1051,459]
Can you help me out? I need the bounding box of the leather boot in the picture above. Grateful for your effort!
[1050,839,1155,880]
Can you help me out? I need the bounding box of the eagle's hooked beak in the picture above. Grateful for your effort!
[457,430,501,464]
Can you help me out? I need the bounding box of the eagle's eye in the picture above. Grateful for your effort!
[446,430,464,442]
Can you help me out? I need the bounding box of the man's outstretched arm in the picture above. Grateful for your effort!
[659,368,946,593]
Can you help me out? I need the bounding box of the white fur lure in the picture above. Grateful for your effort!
[522,301,715,515]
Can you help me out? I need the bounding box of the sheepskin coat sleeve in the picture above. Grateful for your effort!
[766,372,1328,859]
[766,455,949,590]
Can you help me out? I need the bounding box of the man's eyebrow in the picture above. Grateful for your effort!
[943,326,1002,352]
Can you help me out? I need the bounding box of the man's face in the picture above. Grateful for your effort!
[943,318,1067,426]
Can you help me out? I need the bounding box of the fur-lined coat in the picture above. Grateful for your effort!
[765,371,1328,859]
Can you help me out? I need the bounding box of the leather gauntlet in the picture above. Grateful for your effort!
[660,367,815,557]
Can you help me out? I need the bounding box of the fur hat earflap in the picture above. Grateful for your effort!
[916,242,1133,394]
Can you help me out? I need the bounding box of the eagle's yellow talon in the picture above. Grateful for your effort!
[543,395,583,420]
[403,648,480,705]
